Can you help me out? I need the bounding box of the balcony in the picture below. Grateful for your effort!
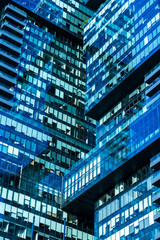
[0,72,16,86]
[3,13,26,28]
[153,192,160,205]
[152,174,160,188]
[154,211,160,223]
[0,61,17,77]
[5,4,27,20]
[0,85,14,98]
[1,29,23,47]
[0,96,13,109]
[0,39,21,56]
[146,79,160,97]
[145,63,160,84]
[0,50,19,67]
[1,22,24,38]
[150,156,160,172]
[152,192,160,205]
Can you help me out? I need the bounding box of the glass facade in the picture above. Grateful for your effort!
[62,0,160,239]
[11,0,93,36]
[84,0,160,118]
[0,0,96,239]
[95,172,160,240]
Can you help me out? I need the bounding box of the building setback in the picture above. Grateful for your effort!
[62,0,160,239]
[0,0,96,239]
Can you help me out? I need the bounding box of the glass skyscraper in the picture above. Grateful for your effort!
[0,0,96,239]
[62,0,160,239]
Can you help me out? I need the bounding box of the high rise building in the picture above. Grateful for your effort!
[0,0,96,239]
[62,0,160,239]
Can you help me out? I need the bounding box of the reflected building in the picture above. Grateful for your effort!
[0,0,96,239]
[62,0,160,239]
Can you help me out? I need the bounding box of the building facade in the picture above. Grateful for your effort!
[0,0,96,239]
[62,0,160,239]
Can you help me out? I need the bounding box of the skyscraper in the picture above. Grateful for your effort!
[0,0,96,239]
[62,0,160,239]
